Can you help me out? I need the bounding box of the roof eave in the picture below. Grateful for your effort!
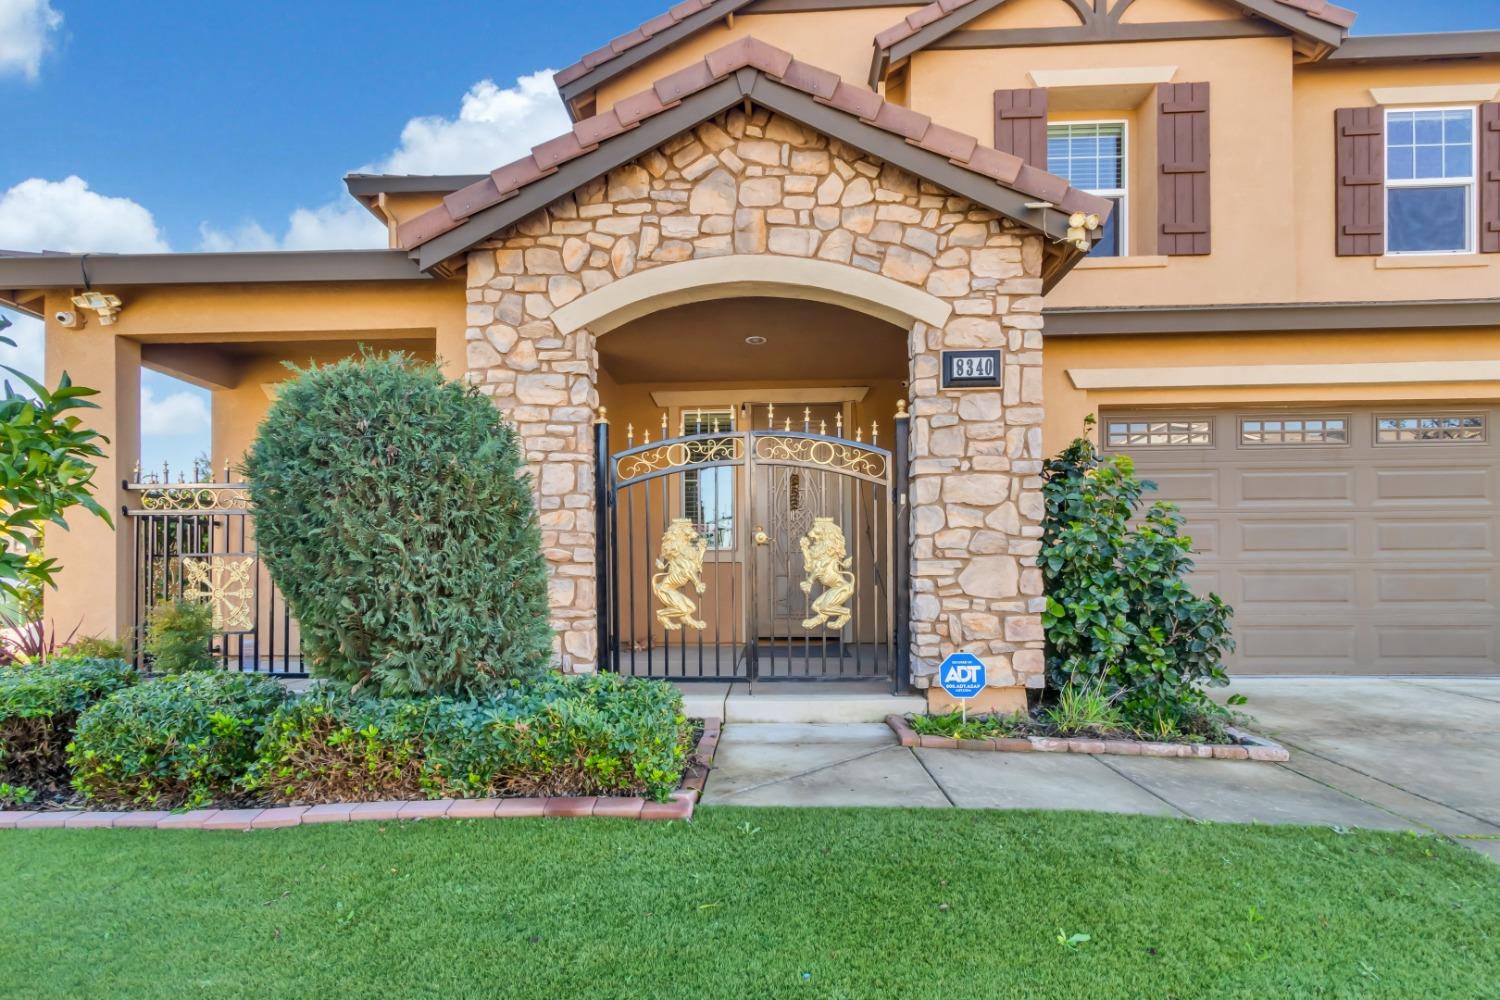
[1327,30,1500,64]
[0,249,434,294]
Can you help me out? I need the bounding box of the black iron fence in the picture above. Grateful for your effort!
[124,477,304,676]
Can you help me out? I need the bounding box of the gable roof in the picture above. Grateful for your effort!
[553,0,757,115]
[869,0,1355,83]
[401,37,1112,286]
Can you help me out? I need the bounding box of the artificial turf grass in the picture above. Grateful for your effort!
[2,807,1496,999]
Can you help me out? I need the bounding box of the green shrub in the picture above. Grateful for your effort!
[243,352,552,698]
[1040,419,1235,729]
[0,657,135,798]
[70,672,287,809]
[58,636,129,662]
[145,600,215,673]
[249,674,689,804]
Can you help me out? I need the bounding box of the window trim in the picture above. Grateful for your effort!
[1383,105,1478,257]
[1047,118,1128,258]
[1373,411,1488,446]
[1103,416,1213,450]
[1237,414,1351,448]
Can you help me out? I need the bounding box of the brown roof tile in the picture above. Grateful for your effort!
[402,37,1113,254]
[553,0,747,89]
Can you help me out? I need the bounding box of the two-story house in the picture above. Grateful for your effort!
[3,0,1497,707]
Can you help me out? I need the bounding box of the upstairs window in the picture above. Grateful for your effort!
[1386,108,1475,254]
[1048,121,1126,256]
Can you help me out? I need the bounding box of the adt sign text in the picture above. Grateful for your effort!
[937,652,986,700]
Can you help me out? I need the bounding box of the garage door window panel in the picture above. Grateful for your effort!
[1106,418,1212,449]
[1240,416,1349,447]
[1376,414,1487,444]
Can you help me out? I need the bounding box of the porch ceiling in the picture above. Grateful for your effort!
[598,297,905,384]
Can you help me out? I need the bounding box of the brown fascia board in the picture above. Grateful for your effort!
[343,174,483,197]
[412,69,1094,286]
[870,0,1347,84]
[1327,30,1500,64]
[555,0,761,117]
[1043,298,1500,336]
[0,249,432,291]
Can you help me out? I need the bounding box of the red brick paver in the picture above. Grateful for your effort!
[591,797,646,819]
[493,797,547,818]
[544,796,597,818]
[157,809,220,830]
[398,799,454,821]
[15,812,72,829]
[349,801,405,822]
[202,809,264,831]
[300,803,357,824]
[252,807,307,829]
[113,811,171,829]
[446,799,503,819]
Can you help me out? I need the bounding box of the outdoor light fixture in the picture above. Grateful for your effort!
[745,335,767,345]
[70,291,124,326]
[1067,211,1103,253]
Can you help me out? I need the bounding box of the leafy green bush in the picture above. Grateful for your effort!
[70,672,286,809]
[58,636,129,662]
[144,599,215,673]
[0,657,135,798]
[1040,420,1235,729]
[244,352,552,698]
[249,673,689,803]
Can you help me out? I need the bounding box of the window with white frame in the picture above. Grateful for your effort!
[1047,121,1126,257]
[1240,416,1348,446]
[1386,107,1476,254]
[682,408,736,549]
[1106,418,1211,448]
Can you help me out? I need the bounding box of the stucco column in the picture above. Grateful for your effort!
[42,299,141,642]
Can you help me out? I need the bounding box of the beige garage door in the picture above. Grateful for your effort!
[1103,406,1500,675]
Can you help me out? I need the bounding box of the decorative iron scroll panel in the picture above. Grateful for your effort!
[603,420,901,687]
[125,483,304,676]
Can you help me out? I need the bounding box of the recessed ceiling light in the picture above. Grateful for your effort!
[745,335,767,345]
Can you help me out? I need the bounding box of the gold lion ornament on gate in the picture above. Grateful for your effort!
[799,517,855,631]
[653,518,708,631]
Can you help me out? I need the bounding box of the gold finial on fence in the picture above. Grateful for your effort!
[784,416,791,432]
[855,426,863,443]
[626,422,635,447]
[835,412,844,436]
[132,460,141,482]
[895,399,909,419]
[595,406,609,424]
[872,420,879,446]
[803,407,811,432]
[819,419,827,435]
[660,412,669,438]
[222,459,231,483]
[767,402,775,430]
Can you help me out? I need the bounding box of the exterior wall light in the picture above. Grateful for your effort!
[70,291,124,326]
[745,335,767,345]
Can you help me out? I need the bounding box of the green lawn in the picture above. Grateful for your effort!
[3,808,1496,998]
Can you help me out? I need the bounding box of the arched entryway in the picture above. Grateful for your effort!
[592,292,912,689]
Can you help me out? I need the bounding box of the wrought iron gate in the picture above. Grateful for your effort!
[596,404,910,690]
[124,475,304,676]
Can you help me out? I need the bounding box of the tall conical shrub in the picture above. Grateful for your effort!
[244,352,551,697]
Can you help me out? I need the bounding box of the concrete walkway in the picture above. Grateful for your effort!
[701,677,1500,861]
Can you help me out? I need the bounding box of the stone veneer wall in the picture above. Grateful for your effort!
[463,109,1046,688]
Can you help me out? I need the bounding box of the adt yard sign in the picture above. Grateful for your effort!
[938,652,986,700]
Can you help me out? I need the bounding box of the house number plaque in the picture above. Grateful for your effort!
[941,350,1002,389]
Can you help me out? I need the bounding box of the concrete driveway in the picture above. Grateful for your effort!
[700,677,1500,861]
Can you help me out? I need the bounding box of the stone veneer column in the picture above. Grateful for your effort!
[460,109,1047,690]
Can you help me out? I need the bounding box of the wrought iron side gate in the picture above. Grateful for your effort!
[124,476,304,676]
[596,404,910,690]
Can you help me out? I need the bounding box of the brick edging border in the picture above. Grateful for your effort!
[0,718,722,831]
[886,715,1289,761]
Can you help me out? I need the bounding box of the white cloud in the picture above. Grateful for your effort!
[0,310,44,383]
[197,199,385,252]
[140,380,210,436]
[373,70,570,175]
[0,176,169,254]
[195,69,568,252]
[0,0,63,81]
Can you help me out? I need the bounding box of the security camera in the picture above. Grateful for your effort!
[53,310,81,329]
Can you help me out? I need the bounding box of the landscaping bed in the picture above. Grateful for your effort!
[888,713,1287,761]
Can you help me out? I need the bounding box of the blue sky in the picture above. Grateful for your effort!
[0,0,1493,474]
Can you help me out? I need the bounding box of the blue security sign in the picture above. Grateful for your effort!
[938,652,986,700]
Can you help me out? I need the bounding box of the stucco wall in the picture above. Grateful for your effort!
[464,108,1049,688]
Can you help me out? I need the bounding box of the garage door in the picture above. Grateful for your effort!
[1102,406,1500,675]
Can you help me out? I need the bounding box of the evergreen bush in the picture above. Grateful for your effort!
[144,599,216,673]
[0,657,135,799]
[244,352,552,698]
[1040,419,1235,729]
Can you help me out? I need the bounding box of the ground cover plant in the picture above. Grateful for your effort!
[1040,418,1236,740]
[910,682,1236,744]
[248,673,690,803]
[69,672,287,809]
[2,808,1496,998]
[244,352,551,698]
[0,657,134,802]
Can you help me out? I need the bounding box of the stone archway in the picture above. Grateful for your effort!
[462,108,1046,693]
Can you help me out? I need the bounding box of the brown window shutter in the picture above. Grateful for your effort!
[1334,107,1384,257]
[1481,102,1500,254]
[1157,82,1210,256]
[994,88,1048,169]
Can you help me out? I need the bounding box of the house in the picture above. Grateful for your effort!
[2,0,1498,708]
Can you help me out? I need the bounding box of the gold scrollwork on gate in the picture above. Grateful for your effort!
[617,436,743,483]
[140,487,251,512]
[181,555,256,633]
[653,519,708,631]
[799,517,856,631]
[754,435,887,479]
